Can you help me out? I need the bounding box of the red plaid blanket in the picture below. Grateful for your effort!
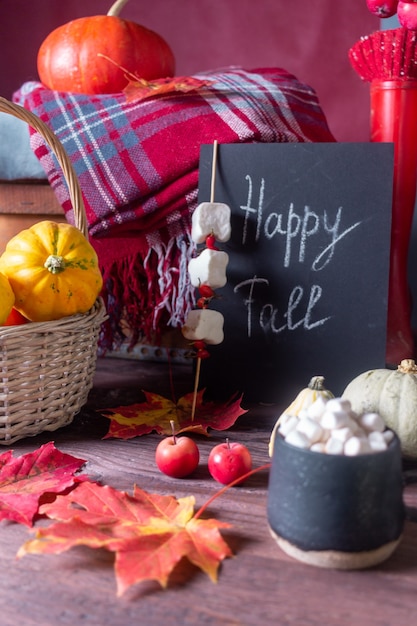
[14,67,335,349]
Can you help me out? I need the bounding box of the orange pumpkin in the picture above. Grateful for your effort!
[37,0,175,95]
[0,220,103,322]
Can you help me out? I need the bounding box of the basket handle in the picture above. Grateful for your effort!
[0,97,88,238]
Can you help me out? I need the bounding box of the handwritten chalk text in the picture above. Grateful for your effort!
[239,175,361,271]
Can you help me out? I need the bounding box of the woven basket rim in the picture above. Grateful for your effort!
[0,297,106,337]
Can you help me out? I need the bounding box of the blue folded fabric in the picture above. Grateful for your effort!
[0,112,46,180]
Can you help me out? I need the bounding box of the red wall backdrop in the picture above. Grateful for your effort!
[0,0,376,142]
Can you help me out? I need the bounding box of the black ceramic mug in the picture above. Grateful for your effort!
[267,432,405,569]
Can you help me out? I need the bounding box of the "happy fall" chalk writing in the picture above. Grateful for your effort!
[235,175,362,338]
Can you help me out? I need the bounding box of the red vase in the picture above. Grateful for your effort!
[370,79,417,365]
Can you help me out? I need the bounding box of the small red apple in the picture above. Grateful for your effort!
[208,439,252,485]
[366,0,399,17]
[155,429,199,478]
[398,0,417,29]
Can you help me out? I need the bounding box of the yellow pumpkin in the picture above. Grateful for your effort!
[0,220,103,322]
[268,375,334,456]
[0,272,15,325]
[342,359,417,459]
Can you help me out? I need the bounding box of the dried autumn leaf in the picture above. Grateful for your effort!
[0,442,86,526]
[101,390,247,439]
[18,481,233,596]
[97,53,212,102]
[124,75,213,102]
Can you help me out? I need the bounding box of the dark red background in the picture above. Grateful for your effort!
[0,0,377,142]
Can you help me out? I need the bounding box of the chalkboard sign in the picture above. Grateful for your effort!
[197,142,394,405]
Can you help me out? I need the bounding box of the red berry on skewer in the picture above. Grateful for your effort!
[198,284,215,299]
[197,297,210,309]
[196,348,211,360]
[205,233,218,250]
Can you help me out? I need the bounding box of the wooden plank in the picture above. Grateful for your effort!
[0,182,65,253]
[0,182,63,215]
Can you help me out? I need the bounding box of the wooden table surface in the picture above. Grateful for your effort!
[2,356,417,626]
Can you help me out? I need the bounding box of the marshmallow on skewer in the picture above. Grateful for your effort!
[182,308,224,345]
[191,202,231,243]
[188,248,229,290]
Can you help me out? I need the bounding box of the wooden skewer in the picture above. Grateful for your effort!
[191,140,219,421]
[210,139,219,203]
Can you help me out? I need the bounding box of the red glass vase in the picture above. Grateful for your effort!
[370,79,417,365]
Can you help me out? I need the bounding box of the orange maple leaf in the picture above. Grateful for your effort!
[124,75,213,102]
[101,390,248,439]
[18,481,233,596]
[0,442,86,526]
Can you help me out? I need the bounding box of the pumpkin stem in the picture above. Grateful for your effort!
[107,0,129,16]
[44,255,66,275]
[397,359,417,374]
[308,375,326,390]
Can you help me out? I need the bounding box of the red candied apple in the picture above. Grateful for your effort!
[208,439,252,485]
[155,426,199,478]
[398,0,417,29]
[366,0,399,17]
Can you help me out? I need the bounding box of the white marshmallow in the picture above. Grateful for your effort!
[325,437,345,455]
[296,417,323,444]
[191,202,232,243]
[325,398,352,413]
[278,415,299,437]
[345,414,363,435]
[285,429,310,449]
[320,410,350,430]
[188,248,229,290]
[330,426,354,443]
[182,309,224,345]
[344,436,372,456]
[310,442,326,453]
[359,412,385,433]
[306,396,328,420]
[383,429,395,444]
[368,430,388,452]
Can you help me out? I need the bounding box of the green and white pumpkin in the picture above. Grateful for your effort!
[342,359,417,459]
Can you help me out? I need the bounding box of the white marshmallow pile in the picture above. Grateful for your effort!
[278,397,395,456]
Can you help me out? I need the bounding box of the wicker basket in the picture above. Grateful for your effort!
[0,97,107,444]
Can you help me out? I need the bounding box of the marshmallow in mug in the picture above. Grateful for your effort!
[278,397,394,455]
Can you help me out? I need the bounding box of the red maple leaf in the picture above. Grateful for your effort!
[18,481,233,596]
[0,442,87,526]
[100,390,248,440]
